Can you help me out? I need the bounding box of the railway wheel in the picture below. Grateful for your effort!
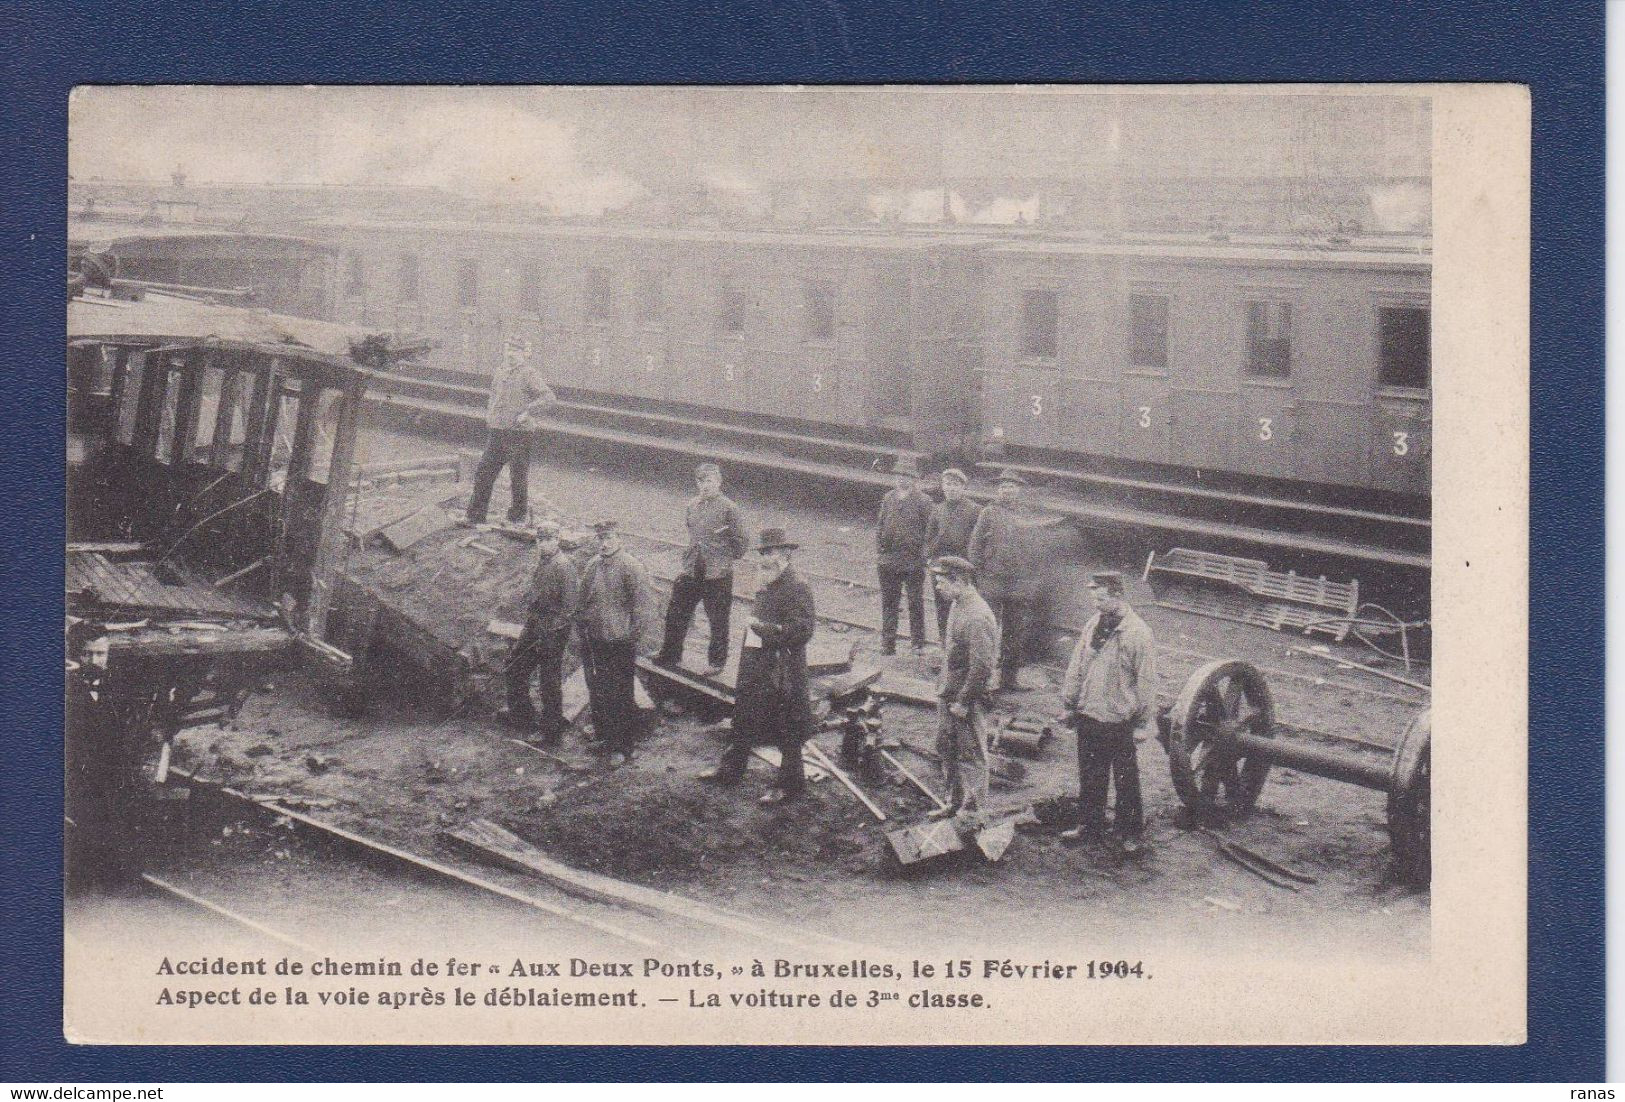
[1387,709,1431,888]
[1167,660,1276,822]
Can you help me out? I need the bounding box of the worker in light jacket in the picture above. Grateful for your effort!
[465,335,556,527]
[1058,570,1158,856]
[926,555,998,818]
[656,462,748,677]
[575,520,655,766]
[968,468,1032,691]
[876,455,934,656]
[500,520,581,746]
[700,528,815,805]
[924,468,984,644]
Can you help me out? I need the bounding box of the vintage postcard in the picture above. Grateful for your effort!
[62,83,1526,1046]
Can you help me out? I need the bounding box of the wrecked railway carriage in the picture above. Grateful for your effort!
[65,287,420,869]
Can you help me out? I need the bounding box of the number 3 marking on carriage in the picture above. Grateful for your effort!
[1030,395,1043,417]
[813,372,824,392]
[644,352,657,373]
[1137,406,1151,429]
[1257,417,1273,442]
[1392,431,1409,456]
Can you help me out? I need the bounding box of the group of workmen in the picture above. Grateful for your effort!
[470,335,1158,847]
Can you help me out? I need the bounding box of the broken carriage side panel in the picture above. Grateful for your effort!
[1144,546,1358,640]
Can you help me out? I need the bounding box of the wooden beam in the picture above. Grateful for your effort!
[444,818,856,952]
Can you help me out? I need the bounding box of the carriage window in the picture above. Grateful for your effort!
[267,384,301,492]
[519,264,542,314]
[343,253,365,298]
[1021,289,1058,359]
[306,387,345,485]
[216,371,255,472]
[1129,294,1170,370]
[153,367,184,464]
[1379,306,1430,390]
[399,253,420,303]
[191,366,226,461]
[636,269,664,323]
[804,280,835,340]
[1244,301,1292,378]
[456,259,479,309]
[115,357,145,444]
[718,282,747,334]
[586,267,614,322]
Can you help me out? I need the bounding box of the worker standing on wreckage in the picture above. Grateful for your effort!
[464,334,556,528]
[699,528,815,805]
[500,519,580,746]
[1058,571,1157,857]
[575,520,655,767]
[926,555,997,819]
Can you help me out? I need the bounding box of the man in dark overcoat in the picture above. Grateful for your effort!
[699,527,816,804]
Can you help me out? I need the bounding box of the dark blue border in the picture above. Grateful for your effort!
[4,0,1603,1082]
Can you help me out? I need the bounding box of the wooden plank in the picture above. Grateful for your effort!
[823,666,882,702]
[636,656,736,706]
[871,671,939,707]
[377,506,455,553]
[67,541,145,555]
[104,625,292,658]
[487,619,524,640]
[806,640,855,676]
[444,818,851,952]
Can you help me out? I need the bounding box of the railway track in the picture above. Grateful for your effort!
[361,368,1430,574]
[147,766,866,959]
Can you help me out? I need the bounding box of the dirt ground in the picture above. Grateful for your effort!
[174,425,1431,960]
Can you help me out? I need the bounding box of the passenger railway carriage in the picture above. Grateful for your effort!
[96,216,1430,512]
[977,237,1430,499]
[319,219,1430,507]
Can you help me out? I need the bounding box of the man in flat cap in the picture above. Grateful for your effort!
[1059,570,1158,855]
[875,454,934,656]
[575,520,655,766]
[968,468,1033,691]
[656,462,749,677]
[927,555,998,818]
[700,527,815,804]
[501,519,580,745]
[925,468,984,645]
[465,334,556,527]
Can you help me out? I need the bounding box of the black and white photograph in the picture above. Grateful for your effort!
[61,84,1526,1045]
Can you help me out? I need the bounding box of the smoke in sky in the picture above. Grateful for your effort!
[69,87,645,217]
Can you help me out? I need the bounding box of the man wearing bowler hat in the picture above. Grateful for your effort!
[501,519,580,745]
[875,454,934,656]
[1059,570,1158,855]
[927,555,998,818]
[699,527,815,804]
[968,468,1033,691]
[656,462,749,677]
[575,520,655,766]
[465,334,556,527]
[925,468,984,644]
